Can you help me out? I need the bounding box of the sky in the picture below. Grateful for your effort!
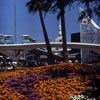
[0,0,99,43]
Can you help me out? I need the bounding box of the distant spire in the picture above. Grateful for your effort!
[59,18,62,36]
[56,18,62,42]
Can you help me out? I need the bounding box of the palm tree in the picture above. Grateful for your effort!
[49,0,74,62]
[26,0,55,64]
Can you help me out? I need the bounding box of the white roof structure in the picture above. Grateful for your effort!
[4,35,13,37]
[22,35,30,37]
[91,19,100,29]
[0,34,4,37]
[22,35,36,42]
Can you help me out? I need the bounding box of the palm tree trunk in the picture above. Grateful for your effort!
[39,9,55,64]
[61,10,68,62]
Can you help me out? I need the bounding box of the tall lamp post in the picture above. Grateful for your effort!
[14,0,16,43]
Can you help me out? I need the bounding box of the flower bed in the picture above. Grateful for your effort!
[0,63,99,100]
[34,75,89,100]
[0,83,27,100]
[30,63,96,76]
[5,73,51,100]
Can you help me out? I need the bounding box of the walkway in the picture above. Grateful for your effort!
[0,42,100,61]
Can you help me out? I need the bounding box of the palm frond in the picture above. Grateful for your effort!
[26,0,51,15]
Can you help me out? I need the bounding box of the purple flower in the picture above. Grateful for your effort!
[5,73,49,100]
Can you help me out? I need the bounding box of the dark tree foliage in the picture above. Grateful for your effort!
[78,0,100,20]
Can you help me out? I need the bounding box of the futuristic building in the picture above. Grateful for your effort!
[80,8,100,63]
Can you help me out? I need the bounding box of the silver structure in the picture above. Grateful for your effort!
[80,8,100,63]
